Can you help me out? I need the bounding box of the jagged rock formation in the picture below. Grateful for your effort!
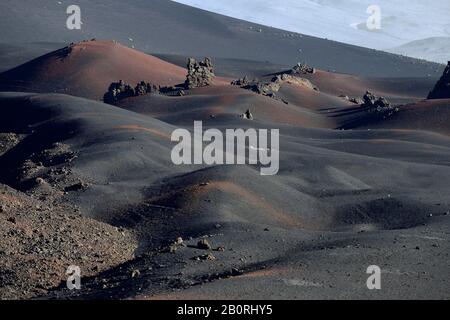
[103,80,137,104]
[289,62,316,75]
[231,73,317,102]
[252,81,281,96]
[362,91,390,109]
[104,80,184,104]
[350,97,363,104]
[240,109,253,120]
[159,86,186,97]
[361,91,399,117]
[185,57,215,89]
[339,94,364,104]
[231,75,250,86]
[135,81,160,96]
[274,74,317,90]
[428,62,450,99]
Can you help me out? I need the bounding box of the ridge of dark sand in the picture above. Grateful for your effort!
[1,92,449,299]
[0,0,444,78]
[350,99,450,135]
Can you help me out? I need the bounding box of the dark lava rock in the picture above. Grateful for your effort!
[231,268,243,276]
[193,253,216,261]
[185,57,215,89]
[231,75,249,86]
[64,182,89,192]
[428,61,450,99]
[103,80,136,104]
[7,217,16,224]
[349,97,363,104]
[197,239,212,250]
[135,81,160,96]
[361,91,399,117]
[104,80,186,104]
[240,109,254,120]
[290,62,315,75]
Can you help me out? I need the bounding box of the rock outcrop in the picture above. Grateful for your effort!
[240,109,254,120]
[231,73,317,102]
[361,91,399,117]
[362,91,390,109]
[135,81,160,96]
[428,61,450,99]
[290,62,316,75]
[349,97,363,104]
[103,80,137,104]
[231,75,250,86]
[104,80,184,104]
[185,57,215,89]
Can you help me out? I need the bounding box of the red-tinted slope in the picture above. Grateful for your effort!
[0,40,187,100]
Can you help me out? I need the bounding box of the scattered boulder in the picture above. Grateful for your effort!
[361,91,399,117]
[349,97,363,104]
[427,61,450,99]
[254,81,281,96]
[185,57,215,89]
[276,74,317,90]
[240,109,254,120]
[159,86,185,97]
[232,71,318,101]
[231,267,243,276]
[363,91,390,109]
[0,133,21,155]
[164,236,185,253]
[135,81,160,96]
[165,244,178,253]
[103,80,136,104]
[131,269,141,278]
[64,182,89,192]
[7,217,16,224]
[197,239,212,250]
[193,253,216,261]
[234,76,282,97]
[0,182,138,299]
[104,80,185,104]
[231,75,249,86]
[290,62,316,75]
[35,178,45,185]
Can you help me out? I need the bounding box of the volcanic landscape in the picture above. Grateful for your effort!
[0,0,449,299]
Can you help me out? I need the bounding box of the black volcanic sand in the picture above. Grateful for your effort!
[0,88,449,299]
[0,0,449,300]
[0,0,445,78]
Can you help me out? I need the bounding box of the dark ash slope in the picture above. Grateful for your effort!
[0,0,444,78]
